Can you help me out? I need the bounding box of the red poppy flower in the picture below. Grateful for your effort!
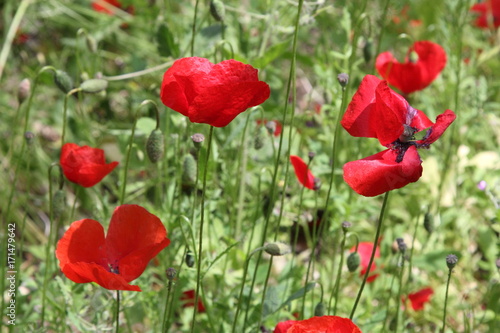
[60,143,119,188]
[375,41,446,94]
[56,205,170,291]
[290,155,317,190]
[256,119,282,136]
[470,0,500,28]
[274,316,362,333]
[351,242,381,283]
[92,0,122,14]
[341,75,456,197]
[160,57,270,127]
[181,290,206,313]
[404,287,434,311]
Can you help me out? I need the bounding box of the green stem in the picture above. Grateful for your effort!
[190,125,214,333]
[374,0,391,58]
[162,279,174,333]
[103,61,173,81]
[115,290,120,333]
[442,267,453,332]
[62,88,82,144]
[394,251,406,332]
[350,191,390,319]
[330,228,348,315]
[190,0,201,56]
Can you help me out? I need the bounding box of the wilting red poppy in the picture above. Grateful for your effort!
[60,143,119,187]
[470,0,500,28]
[160,57,270,127]
[290,155,317,190]
[181,290,206,313]
[375,41,446,94]
[341,75,456,197]
[274,316,361,333]
[256,119,282,136]
[56,205,170,291]
[351,242,381,283]
[403,287,434,311]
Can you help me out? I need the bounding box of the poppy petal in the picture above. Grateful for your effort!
[415,110,456,146]
[343,146,423,197]
[290,155,316,190]
[408,287,434,310]
[373,80,408,145]
[105,205,170,281]
[351,242,381,283]
[274,320,296,333]
[286,316,362,333]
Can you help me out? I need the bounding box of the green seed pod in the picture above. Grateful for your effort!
[146,129,165,163]
[446,254,458,270]
[264,242,291,256]
[423,212,434,234]
[191,133,205,150]
[210,0,225,22]
[347,252,360,272]
[363,40,372,64]
[254,126,266,150]
[185,251,195,268]
[18,78,31,104]
[182,153,197,186]
[52,190,66,219]
[166,267,177,281]
[314,301,325,317]
[54,70,74,94]
[79,79,108,94]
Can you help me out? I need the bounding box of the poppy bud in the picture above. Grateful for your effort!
[347,252,360,272]
[308,152,315,161]
[446,254,458,270]
[337,73,349,87]
[210,0,225,22]
[182,154,197,186]
[52,190,66,219]
[314,301,325,317]
[79,79,108,94]
[146,129,165,163]
[54,70,74,94]
[254,126,266,150]
[191,133,205,150]
[363,40,372,64]
[396,238,407,253]
[423,212,434,234]
[18,78,31,104]
[264,242,291,256]
[185,250,195,267]
[166,267,177,281]
[86,35,98,53]
[24,131,35,146]
[341,221,351,233]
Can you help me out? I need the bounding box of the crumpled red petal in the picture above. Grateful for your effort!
[376,41,447,94]
[285,316,362,333]
[415,110,456,146]
[343,146,423,197]
[470,1,500,28]
[290,155,316,190]
[408,287,434,311]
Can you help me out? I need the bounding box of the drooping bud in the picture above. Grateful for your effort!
[86,35,98,53]
[423,212,434,234]
[314,301,325,317]
[166,267,177,281]
[347,252,360,272]
[52,190,66,219]
[191,133,205,150]
[54,70,74,94]
[337,73,349,87]
[17,78,31,104]
[79,79,108,94]
[146,129,165,163]
[254,126,266,150]
[182,153,197,187]
[264,242,291,256]
[446,254,458,270]
[363,39,372,64]
[185,251,195,268]
[210,0,225,22]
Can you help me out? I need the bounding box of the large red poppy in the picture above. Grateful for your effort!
[350,242,381,283]
[290,155,317,190]
[274,316,361,333]
[60,143,119,188]
[404,287,434,311]
[56,205,170,291]
[341,75,456,197]
[160,57,270,127]
[470,0,500,28]
[375,41,446,94]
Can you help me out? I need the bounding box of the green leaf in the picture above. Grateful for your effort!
[156,23,179,58]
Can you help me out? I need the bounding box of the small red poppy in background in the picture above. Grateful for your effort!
[470,0,500,29]
[341,75,456,197]
[56,205,170,291]
[256,119,282,136]
[403,287,434,311]
[92,0,122,14]
[160,57,270,127]
[274,316,362,333]
[181,290,206,313]
[60,143,118,187]
[375,41,446,94]
[351,242,381,283]
[290,155,318,190]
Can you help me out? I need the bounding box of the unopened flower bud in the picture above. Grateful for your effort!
[308,152,315,161]
[54,70,73,94]
[347,252,360,272]
[166,267,177,281]
[363,39,372,64]
[86,35,98,53]
[18,78,31,104]
[423,212,434,234]
[24,131,35,146]
[52,190,66,219]
[185,251,195,268]
[314,301,325,316]
[341,221,351,233]
[79,79,108,94]
[146,129,165,163]
[337,73,349,87]
[191,133,205,150]
[264,242,291,256]
[182,154,197,186]
[254,126,266,150]
[210,0,225,22]
[396,238,407,253]
[446,254,458,270]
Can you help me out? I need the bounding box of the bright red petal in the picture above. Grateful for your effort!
[92,0,122,14]
[290,155,316,190]
[351,242,381,283]
[408,287,434,311]
[105,205,170,281]
[181,290,206,312]
[470,1,500,28]
[287,316,362,333]
[343,146,423,197]
[415,110,456,146]
[274,320,296,333]
[62,262,141,291]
